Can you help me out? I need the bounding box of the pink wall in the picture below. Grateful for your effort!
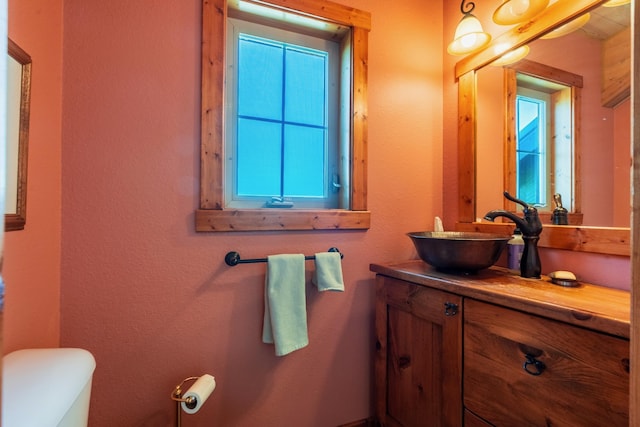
[4,1,632,426]
[3,0,63,353]
[442,0,631,289]
[59,0,443,425]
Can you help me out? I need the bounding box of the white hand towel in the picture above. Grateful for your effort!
[262,254,308,356]
[312,252,345,292]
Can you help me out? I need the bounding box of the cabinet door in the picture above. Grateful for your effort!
[464,299,629,427]
[375,276,463,427]
[464,409,493,427]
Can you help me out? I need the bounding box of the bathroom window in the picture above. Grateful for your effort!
[507,68,578,214]
[516,91,549,207]
[226,20,340,209]
[196,0,371,232]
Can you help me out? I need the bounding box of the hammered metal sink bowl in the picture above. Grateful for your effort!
[407,231,510,273]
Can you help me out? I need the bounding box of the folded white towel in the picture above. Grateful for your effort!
[312,252,345,292]
[262,254,308,356]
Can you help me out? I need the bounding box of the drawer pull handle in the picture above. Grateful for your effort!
[523,354,546,376]
[444,302,459,316]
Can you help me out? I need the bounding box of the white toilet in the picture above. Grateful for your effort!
[2,348,96,427]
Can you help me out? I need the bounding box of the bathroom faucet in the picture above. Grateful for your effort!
[484,192,543,278]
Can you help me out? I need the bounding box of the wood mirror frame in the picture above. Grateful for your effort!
[454,0,630,256]
[5,38,31,232]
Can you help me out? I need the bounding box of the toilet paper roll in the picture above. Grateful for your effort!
[181,374,216,414]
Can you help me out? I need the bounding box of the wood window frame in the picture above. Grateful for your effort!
[503,60,583,225]
[196,0,371,232]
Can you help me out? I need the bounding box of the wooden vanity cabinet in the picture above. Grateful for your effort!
[372,261,630,427]
[464,299,629,426]
[375,276,463,427]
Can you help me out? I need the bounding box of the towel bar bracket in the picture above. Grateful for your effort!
[224,247,342,266]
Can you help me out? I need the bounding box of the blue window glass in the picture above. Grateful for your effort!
[516,96,546,206]
[236,34,328,201]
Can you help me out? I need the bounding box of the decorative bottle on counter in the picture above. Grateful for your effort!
[507,229,525,270]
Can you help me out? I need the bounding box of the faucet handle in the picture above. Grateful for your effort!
[503,191,534,212]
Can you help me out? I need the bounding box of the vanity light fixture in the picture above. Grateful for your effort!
[540,12,591,39]
[493,0,550,25]
[602,0,630,6]
[447,0,492,56]
[491,44,530,66]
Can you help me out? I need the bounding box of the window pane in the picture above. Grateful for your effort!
[518,152,541,204]
[285,48,327,126]
[283,124,325,197]
[516,96,546,205]
[227,20,341,208]
[237,118,282,196]
[238,36,283,120]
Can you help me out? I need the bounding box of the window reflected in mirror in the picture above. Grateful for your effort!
[475,2,629,227]
[505,64,581,224]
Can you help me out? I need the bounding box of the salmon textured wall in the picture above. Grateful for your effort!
[60,0,443,425]
[3,0,63,353]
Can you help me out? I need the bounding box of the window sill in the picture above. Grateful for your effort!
[195,208,371,232]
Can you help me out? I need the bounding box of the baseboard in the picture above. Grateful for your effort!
[337,417,376,427]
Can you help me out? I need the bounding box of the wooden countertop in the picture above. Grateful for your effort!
[370,260,630,339]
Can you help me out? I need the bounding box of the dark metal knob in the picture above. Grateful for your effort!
[444,302,459,316]
[523,354,546,376]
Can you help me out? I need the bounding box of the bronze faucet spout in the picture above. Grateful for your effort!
[484,192,542,278]
[484,210,527,231]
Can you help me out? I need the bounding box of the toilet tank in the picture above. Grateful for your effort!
[2,348,96,427]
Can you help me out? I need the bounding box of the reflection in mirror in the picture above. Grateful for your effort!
[476,2,630,227]
[5,39,31,231]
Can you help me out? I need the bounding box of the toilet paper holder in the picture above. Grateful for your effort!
[171,376,200,409]
[170,375,216,427]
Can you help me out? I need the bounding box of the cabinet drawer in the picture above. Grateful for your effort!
[463,299,629,427]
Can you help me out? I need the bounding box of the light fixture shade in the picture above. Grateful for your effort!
[541,12,590,39]
[447,14,492,56]
[493,0,550,25]
[491,45,530,66]
[602,0,630,7]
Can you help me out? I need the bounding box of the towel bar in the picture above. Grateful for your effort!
[224,247,342,266]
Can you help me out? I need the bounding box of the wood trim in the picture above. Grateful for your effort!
[507,58,584,87]
[351,25,368,211]
[195,209,370,231]
[198,0,371,231]
[5,38,32,232]
[455,0,607,79]
[602,26,631,108]
[458,71,475,223]
[200,0,225,210]
[245,0,371,30]
[504,68,517,212]
[456,222,630,257]
[572,85,582,215]
[630,0,640,423]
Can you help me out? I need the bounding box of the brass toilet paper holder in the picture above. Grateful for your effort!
[171,375,215,427]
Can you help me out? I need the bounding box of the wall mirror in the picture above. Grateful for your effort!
[456,0,630,256]
[5,38,31,232]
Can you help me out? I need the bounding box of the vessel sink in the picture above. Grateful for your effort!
[407,231,510,273]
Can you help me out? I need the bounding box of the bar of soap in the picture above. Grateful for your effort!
[549,270,577,281]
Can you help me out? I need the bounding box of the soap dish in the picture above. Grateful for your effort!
[548,270,580,287]
[550,277,580,287]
